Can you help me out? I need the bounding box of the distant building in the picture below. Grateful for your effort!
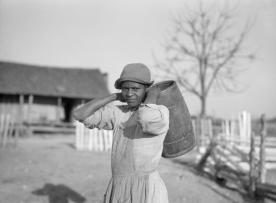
[0,61,109,124]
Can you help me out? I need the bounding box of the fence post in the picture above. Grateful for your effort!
[106,130,112,151]
[14,122,19,146]
[0,114,4,146]
[75,121,84,150]
[194,117,201,152]
[88,129,93,151]
[249,131,256,197]
[19,95,24,137]
[207,118,213,138]
[2,114,11,148]
[230,118,235,144]
[259,114,267,183]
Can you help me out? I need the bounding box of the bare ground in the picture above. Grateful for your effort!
[0,135,273,203]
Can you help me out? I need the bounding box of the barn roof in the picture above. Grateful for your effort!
[0,61,110,99]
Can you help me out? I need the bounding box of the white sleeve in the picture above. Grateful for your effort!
[138,104,169,135]
[82,104,117,130]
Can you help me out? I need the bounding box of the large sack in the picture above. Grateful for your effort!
[149,80,196,158]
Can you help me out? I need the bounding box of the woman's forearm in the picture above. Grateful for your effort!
[73,93,118,122]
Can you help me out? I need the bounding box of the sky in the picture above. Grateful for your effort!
[0,0,275,118]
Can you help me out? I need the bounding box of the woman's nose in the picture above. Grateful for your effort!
[126,89,133,96]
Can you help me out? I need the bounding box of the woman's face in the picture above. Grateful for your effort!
[121,81,147,110]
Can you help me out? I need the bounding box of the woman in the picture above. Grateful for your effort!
[73,63,169,203]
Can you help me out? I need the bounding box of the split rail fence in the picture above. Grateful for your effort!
[194,111,276,201]
[194,111,276,172]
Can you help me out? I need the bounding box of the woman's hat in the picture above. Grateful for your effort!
[114,63,154,89]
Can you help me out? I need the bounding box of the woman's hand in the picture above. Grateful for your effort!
[115,93,126,102]
[144,86,161,104]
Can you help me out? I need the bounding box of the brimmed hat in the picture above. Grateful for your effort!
[114,63,153,89]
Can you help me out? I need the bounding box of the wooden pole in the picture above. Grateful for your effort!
[7,117,15,146]
[27,95,33,124]
[195,117,201,152]
[196,139,217,172]
[249,131,256,197]
[259,114,267,183]
[1,114,9,148]
[0,114,4,146]
[19,95,24,136]
[56,97,62,122]
[14,121,19,146]
[247,112,252,145]
[208,118,213,138]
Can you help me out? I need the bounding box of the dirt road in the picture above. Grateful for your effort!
[0,135,260,203]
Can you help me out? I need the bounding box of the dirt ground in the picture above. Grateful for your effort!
[0,135,274,203]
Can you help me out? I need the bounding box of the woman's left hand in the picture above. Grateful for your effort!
[144,86,161,104]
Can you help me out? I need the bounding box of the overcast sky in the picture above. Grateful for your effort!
[0,0,275,118]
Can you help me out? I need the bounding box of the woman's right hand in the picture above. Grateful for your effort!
[115,93,126,102]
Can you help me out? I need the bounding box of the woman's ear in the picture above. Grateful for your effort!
[145,84,152,92]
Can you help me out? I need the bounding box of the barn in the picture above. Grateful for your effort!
[0,61,109,133]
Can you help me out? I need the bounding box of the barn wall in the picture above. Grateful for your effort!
[0,94,64,123]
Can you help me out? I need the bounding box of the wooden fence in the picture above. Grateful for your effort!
[75,121,112,151]
[0,114,18,148]
[195,111,276,169]
[75,111,276,171]
[195,112,276,200]
[75,111,276,199]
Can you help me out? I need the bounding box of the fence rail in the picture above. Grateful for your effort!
[194,112,276,201]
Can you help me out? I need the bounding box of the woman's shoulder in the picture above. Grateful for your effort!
[140,104,169,113]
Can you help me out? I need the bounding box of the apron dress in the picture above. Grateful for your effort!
[83,104,169,203]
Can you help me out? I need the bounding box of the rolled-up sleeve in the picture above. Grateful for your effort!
[82,104,116,130]
[138,104,169,135]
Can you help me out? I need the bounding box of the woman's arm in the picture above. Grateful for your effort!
[72,93,120,122]
[139,86,169,135]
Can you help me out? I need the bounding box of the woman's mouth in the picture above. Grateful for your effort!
[126,99,136,103]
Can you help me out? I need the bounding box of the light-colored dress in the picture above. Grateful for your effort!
[83,103,169,203]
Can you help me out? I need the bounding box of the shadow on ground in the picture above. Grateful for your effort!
[32,183,86,203]
[171,158,263,203]
[63,142,76,149]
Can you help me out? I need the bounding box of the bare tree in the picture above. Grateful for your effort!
[153,2,254,117]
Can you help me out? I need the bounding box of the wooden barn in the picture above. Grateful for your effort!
[0,61,109,133]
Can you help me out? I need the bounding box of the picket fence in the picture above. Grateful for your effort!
[0,114,18,148]
[195,111,276,188]
[75,111,252,152]
[75,121,113,151]
[221,112,276,171]
[194,111,252,147]
[75,111,276,170]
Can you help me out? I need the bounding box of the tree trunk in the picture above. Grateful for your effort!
[200,96,206,117]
